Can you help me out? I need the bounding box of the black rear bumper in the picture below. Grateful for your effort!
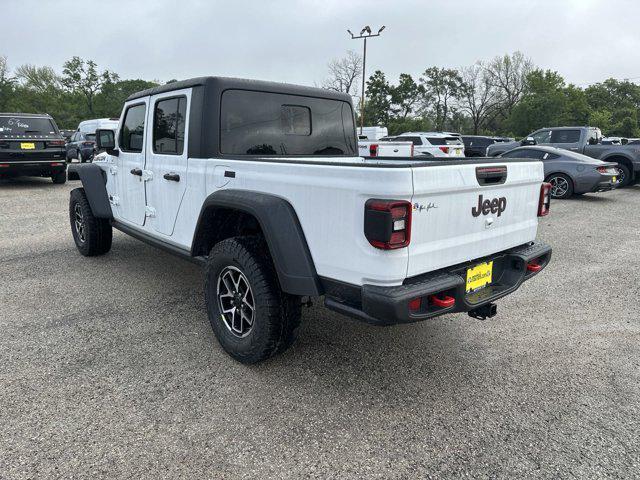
[324,241,551,326]
[0,161,67,177]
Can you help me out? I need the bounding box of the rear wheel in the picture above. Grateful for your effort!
[69,188,112,256]
[614,163,632,188]
[546,173,574,199]
[204,236,301,364]
[52,171,67,184]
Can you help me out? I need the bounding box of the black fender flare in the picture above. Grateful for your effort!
[193,190,322,297]
[68,163,113,219]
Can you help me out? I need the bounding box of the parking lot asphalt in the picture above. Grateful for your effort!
[1,176,639,479]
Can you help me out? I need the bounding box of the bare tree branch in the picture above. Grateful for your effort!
[321,50,362,97]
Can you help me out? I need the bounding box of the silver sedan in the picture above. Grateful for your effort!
[500,146,618,199]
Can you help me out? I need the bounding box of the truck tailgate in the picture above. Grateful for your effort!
[407,160,544,277]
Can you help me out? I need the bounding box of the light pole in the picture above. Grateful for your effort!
[348,25,385,135]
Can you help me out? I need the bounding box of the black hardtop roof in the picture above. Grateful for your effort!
[126,76,352,103]
[0,112,53,118]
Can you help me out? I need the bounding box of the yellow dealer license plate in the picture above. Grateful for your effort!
[20,142,35,150]
[466,261,493,293]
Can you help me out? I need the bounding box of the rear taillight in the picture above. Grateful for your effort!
[410,143,414,157]
[46,140,66,147]
[369,144,378,157]
[439,146,449,154]
[364,199,412,250]
[0,164,9,168]
[538,182,551,217]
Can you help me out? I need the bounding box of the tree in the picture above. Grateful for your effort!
[322,50,362,96]
[458,61,499,134]
[15,64,62,93]
[363,70,392,126]
[506,69,589,136]
[0,56,15,111]
[390,73,423,120]
[61,57,119,115]
[585,79,640,136]
[485,52,533,119]
[419,67,463,130]
[93,78,159,118]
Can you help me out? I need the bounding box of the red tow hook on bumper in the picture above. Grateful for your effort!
[429,295,456,308]
[526,262,543,273]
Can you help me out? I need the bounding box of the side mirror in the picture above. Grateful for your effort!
[95,129,118,156]
[520,136,537,146]
[587,137,598,145]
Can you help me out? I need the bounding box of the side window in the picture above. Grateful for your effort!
[400,136,422,145]
[527,150,546,160]
[503,149,541,159]
[153,97,187,155]
[502,149,526,158]
[531,130,551,144]
[550,129,581,143]
[120,103,147,153]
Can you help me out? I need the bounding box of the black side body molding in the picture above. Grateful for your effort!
[193,190,322,297]
[68,163,113,219]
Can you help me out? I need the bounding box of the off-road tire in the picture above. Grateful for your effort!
[204,236,301,364]
[52,171,67,184]
[69,188,112,256]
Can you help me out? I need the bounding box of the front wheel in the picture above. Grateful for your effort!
[69,188,112,256]
[204,236,301,364]
[546,173,574,199]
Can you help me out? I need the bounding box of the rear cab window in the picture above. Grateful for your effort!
[220,90,356,156]
[550,129,581,143]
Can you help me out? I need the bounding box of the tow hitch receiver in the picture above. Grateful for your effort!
[468,302,497,320]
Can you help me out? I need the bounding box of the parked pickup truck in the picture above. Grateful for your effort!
[358,138,413,157]
[67,76,552,364]
[486,126,640,187]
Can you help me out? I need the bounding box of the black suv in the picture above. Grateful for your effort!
[0,113,67,183]
[462,135,514,157]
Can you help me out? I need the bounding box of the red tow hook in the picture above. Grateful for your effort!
[429,295,455,308]
[527,262,543,272]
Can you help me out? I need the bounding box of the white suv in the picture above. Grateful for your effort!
[396,132,465,158]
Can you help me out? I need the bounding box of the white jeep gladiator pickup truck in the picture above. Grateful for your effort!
[68,77,552,364]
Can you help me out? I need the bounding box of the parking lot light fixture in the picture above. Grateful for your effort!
[348,25,386,135]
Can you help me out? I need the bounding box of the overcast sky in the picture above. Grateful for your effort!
[3,0,639,88]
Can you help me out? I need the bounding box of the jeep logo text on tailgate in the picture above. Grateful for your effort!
[472,195,507,217]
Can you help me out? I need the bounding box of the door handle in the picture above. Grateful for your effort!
[163,172,180,182]
[130,168,142,176]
